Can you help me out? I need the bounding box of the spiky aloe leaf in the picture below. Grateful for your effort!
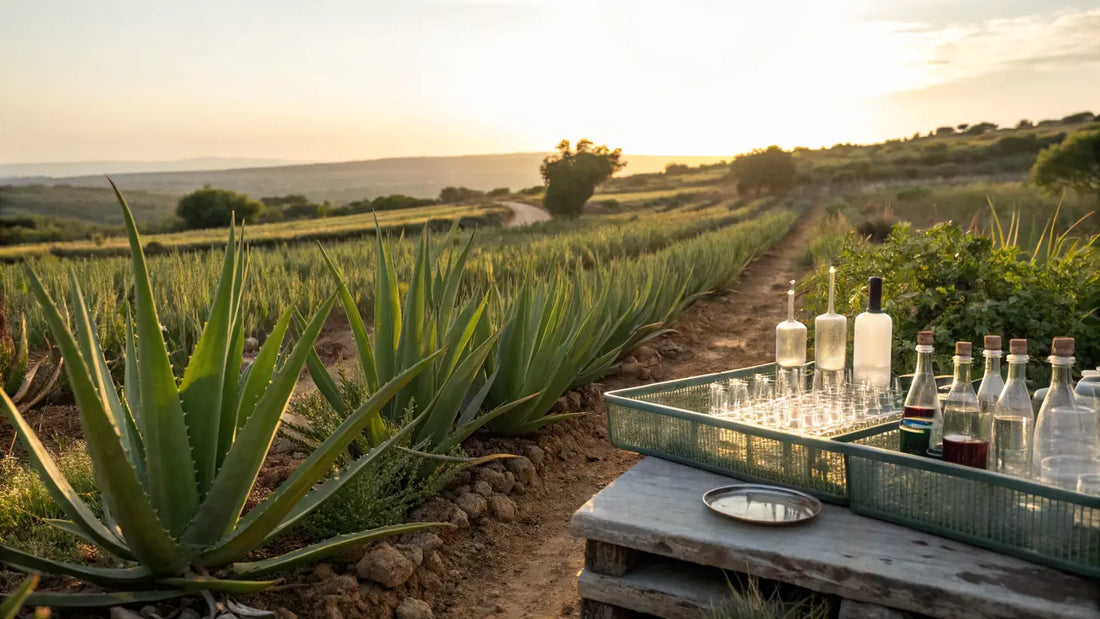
[318,243,378,392]
[236,308,293,430]
[373,224,402,388]
[0,573,38,619]
[25,591,181,608]
[185,297,334,545]
[233,522,443,579]
[0,544,152,588]
[109,177,200,533]
[196,351,442,567]
[155,577,277,594]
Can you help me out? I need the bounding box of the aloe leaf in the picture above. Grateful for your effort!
[25,590,182,608]
[394,229,430,413]
[43,518,128,554]
[504,412,585,436]
[398,448,515,466]
[318,243,378,392]
[185,297,333,545]
[437,392,540,453]
[373,223,401,385]
[109,177,200,533]
[155,576,277,594]
[218,305,246,464]
[0,573,38,619]
[417,333,498,448]
[437,233,475,328]
[0,544,152,588]
[180,223,239,495]
[197,351,442,567]
[233,522,444,579]
[298,313,346,417]
[236,308,293,430]
[123,307,142,437]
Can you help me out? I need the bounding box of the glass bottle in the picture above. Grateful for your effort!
[991,339,1033,477]
[1032,337,1100,488]
[936,342,987,468]
[976,335,1004,442]
[1075,368,1100,414]
[853,276,892,388]
[903,331,940,420]
[775,280,807,368]
[814,267,847,375]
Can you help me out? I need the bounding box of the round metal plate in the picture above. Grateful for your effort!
[702,484,822,525]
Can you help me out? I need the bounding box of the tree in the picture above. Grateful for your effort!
[1031,129,1100,200]
[1017,119,1033,129]
[539,139,625,218]
[176,185,264,229]
[438,186,484,203]
[727,146,797,197]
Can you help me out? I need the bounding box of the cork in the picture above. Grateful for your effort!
[955,341,972,356]
[984,335,1002,351]
[1051,337,1075,356]
[1009,339,1027,355]
[917,331,934,346]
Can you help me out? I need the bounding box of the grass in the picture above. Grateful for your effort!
[0,184,179,224]
[706,573,834,619]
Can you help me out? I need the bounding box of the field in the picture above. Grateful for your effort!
[0,183,179,224]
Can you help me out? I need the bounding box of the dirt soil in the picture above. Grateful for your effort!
[430,206,819,619]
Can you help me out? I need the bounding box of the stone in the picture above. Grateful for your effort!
[410,497,456,523]
[473,480,493,498]
[407,532,444,553]
[396,543,424,567]
[512,481,526,495]
[357,543,417,588]
[475,467,509,494]
[450,505,470,529]
[505,456,538,486]
[454,492,487,518]
[499,471,516,494]
[521,444,545,467]
[272,438,297,454]
[488,494,516,523]
[244,336,261,353]
[138,606,159,618]
[178,610,201,619]
[274,609,298,619]
[425,551,446,575]
[110,609,143,619]
[395,598,434,619]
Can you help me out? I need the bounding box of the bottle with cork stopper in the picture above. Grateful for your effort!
[933,341,987,468]
[976,335,1004,442]
[852,276,892,388]
[1031,337,1100,488]
[814,267,847,390]
[991,339,1034,477]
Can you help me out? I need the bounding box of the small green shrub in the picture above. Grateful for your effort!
[894,187,932,201]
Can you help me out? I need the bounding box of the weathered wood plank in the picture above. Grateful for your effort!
[571,457,1100,619]
[580,598,632,619]
[578,561,731,619]
[585,539,639,576]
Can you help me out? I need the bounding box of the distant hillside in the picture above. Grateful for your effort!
[2,152,726,204]
[0,157,295,179]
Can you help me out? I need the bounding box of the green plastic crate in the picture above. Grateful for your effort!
[603,362,895,504]
[838,423,1100,577]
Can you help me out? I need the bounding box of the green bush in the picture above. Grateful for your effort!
[894,187,932,201]
[803,223,1100,385]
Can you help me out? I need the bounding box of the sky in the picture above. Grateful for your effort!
[1,0,1098,164]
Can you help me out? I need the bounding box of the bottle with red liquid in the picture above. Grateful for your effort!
[903,330,940,421]
[937,341,988,469]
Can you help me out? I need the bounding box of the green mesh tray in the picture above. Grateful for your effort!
[603,362,894,504]
[839,423,1100,577]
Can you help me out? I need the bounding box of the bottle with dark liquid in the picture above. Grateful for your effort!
[903,330,940,421]
[937,341,987,468]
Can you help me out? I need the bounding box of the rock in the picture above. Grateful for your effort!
[407,532,444,553]
[410,497,456,523]
[499,471,516,494]
[110,608,143,619]
[357,543,417,588]
[179,610,201,619]
[505,456,538,486]
[521,445,545,467]
[396,543,424,567]
[472,480,493,498]
[485,460,505,473]
[488,494,516,522]
[330,540,370,565]
[314,562,336,579]
[620,361,650,380]
[450,506,470,529]
[244,336,261,353]
[475,468,508,494]
[395,598,434,619]
[454,492,487,518]
[138,606,159,618]
[425,551,446,575]
[512,481,526,495]
[633,344,659,362]
[272,438,297,454]
[274,609,298,619]
[451,484,472,498]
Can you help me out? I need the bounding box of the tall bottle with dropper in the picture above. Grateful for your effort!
[991,339,1034,477]
[853,277,892,388]
[976,335,1004,442]
[814,267,847,390]
[776,279,807,370]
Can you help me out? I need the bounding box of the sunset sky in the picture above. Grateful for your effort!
[2,0,1098,164]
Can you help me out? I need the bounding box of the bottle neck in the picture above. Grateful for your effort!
[1049,357,1075,392]
[952,356,972,385]
[914,347,934,376]
[1006,356,1028,382]
[984,354,1001,377]
[787,291,795,321]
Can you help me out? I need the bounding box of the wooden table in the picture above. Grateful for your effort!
[571,457,1100,619]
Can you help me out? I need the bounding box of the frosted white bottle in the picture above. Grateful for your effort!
[852,276,892,388]
[775,280,807,368]
[814,266,847,372]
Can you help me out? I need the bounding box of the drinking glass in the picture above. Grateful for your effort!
[1041,456,1100,491]
[1077,473,1100,496]
[709,382,729,415]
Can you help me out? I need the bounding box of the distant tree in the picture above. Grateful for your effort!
[935,126,956,136]
[1016,119,1033,129]
[487,187,510,197]
[727,146,797,197]
[957,123,969,131]
[1031,129,1100,200]
[664,163,691,175]
[176,185,264,230]
[964,122,998,135]
[539,139,625,218]
[284,201,329,219]
[438,186,485,203]
[1061,111,1096,124]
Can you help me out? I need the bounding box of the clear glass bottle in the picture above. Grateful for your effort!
[904,331,940,421]
[935,342,986,468]
[976,335,1004,442]
[775,280,807,368]
[853,276,892,388]
[991,339,1033,477]
[1032,338,1100,488]
[814,267,847,375]
[1075,368,1100,414]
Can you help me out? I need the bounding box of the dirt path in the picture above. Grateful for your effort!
[434,204,821,618]
[500,201,552,227]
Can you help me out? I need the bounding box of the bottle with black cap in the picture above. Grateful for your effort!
[852,276,892,389]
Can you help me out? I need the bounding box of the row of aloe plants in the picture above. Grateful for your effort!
[0,184,794,605]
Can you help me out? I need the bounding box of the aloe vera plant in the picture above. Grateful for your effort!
[310,226,534,456]
[0,182,442,606]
